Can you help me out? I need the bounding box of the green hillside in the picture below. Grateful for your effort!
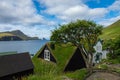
[0,33,14,38]
[100,20,120,40]
[10,30,30,40]
[7,30,39,40]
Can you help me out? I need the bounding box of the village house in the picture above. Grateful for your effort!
[0,52,34,80]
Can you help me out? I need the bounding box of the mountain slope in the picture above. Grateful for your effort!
[100,20,120,40]
[0,30,39,41]
[0,33,14,38]
[9,30,32,40]
[0,32,22,41]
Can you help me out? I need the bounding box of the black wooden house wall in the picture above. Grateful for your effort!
[64,48,86,72]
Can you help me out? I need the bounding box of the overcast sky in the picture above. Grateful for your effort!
[0,0,120,39]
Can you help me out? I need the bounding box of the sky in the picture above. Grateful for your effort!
[0,0,120,39]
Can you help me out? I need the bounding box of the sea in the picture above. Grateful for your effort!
[0,40,49,55]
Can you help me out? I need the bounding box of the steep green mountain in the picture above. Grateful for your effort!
[100,20,120,40]
[9,30,39,40]
[0,30,39,41]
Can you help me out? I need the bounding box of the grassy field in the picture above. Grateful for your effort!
[100,20,120,40]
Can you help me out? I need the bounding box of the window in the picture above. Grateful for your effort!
[44,49,50,61]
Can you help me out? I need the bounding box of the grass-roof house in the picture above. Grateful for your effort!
[35,43,86,72]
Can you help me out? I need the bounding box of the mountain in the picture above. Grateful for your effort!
[9,30,39,40]
[100,20,120,40]
[0,32,22,41]
[0,30,39,41]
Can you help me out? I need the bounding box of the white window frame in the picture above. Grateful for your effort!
[44,49,50,61]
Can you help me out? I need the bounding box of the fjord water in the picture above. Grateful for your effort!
[0,40,49,55]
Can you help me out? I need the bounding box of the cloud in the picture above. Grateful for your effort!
[98,15,120,26]
[39,0,108,22]
[60,6,107,21]
[97,0,120,26]
[0,0,45,25]
[39,0,120,28]
[108,0,120,11]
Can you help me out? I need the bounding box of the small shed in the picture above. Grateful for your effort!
[0,52,34,79]
[36,43,86,72]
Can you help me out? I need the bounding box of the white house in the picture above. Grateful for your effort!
[93,40,108,63]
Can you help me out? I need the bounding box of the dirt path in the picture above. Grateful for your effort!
[86,72,120,80]
[108,64,120,69]
[62,76,73,80]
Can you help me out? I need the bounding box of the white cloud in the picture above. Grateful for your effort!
[39,0,108,22]
[98,15,120,26]
[39,0,83,15]
[40,0,120,28]
[89,8,108,17]
[97,0,120,26]
[0,0,45,25]
[61,5,89,20]
[60,6,108,21]
[108,0,120,11]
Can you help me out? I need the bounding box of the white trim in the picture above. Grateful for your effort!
[44,49,50,61]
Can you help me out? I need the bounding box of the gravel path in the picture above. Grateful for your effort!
[108,64,120,69]
[62,76,73,80]
[86,72,120,80]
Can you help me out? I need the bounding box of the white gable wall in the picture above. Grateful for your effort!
[94,41,102,53]
[93,41,108,64]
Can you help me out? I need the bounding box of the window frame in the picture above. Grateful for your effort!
[44,49,50,61]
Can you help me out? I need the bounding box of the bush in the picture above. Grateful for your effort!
[50,42,55,50]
